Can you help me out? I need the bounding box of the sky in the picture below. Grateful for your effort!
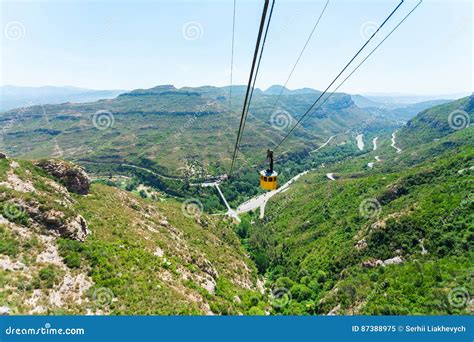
[0,0,472,95]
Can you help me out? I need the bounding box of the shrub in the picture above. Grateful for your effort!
[39,266,58,289]
[290,284,313,301]
[58,238,84,268]
[64,252,81,268]
[0,227,19,257]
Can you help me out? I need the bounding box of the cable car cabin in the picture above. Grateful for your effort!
[260,170,278,191]
[260,149,278,191]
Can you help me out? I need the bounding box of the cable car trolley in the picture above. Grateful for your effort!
[260,149,278,191]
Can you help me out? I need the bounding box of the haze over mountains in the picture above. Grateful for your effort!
[1,84,463,113]
[0,85,126,112]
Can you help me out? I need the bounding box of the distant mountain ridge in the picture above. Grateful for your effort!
[1,83,467,179]
[2,84,460,113]
[0,84,393,177]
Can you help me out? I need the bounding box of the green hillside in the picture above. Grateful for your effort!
[398,95,473,147]
[237,97,473,315]
[0,158,265,315]
[0,85,397,179]
[1,93,472,316]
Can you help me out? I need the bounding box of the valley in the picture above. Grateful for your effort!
[0,86,472,316]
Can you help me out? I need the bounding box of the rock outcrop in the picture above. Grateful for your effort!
[40,209,89,241]
[4,200,90,242]
[362,259,384,268]
[35,159,90,195]
[362,256,404,268]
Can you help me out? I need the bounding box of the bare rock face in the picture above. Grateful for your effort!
[40,210,89,241]
[0,306,10,315]
[362,259,384,268]
[35,159,90,195]
[383,256,403,266]
[362,256,404,268]
[3,197,89,242]
[43,209,65,226]
[64,215,90,242]
[355,239,367,250]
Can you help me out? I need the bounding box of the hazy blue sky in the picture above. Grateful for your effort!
[1,0,472,95]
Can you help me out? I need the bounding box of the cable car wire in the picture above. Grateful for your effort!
[268,0,330,116]
[236,0,276,156]
[299,0,422,129]
[273,0,404,152]
[228,0,237,116]
[229,0,272,176]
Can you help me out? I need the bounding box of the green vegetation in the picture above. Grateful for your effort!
[37,265,59,289]
[1,85,399,180]
[0,225,20,257]
[0,158,264,314]
[235,97,473,315]
[398,96,473,148]
[0,93,472,316]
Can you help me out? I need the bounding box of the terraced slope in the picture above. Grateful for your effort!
[0,85,397,178]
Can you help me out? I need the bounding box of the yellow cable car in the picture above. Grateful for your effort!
[260,149,278,191]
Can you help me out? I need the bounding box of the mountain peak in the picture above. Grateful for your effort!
[264,85,289,95]
[263,85,319,96]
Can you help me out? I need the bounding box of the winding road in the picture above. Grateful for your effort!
[310,136,334,154]
[229,129,403,220]
[372,137,378,151]
[356,134,364,151]
[391,131,402,153]
[88,127,404,222]
[367,136,380,168]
